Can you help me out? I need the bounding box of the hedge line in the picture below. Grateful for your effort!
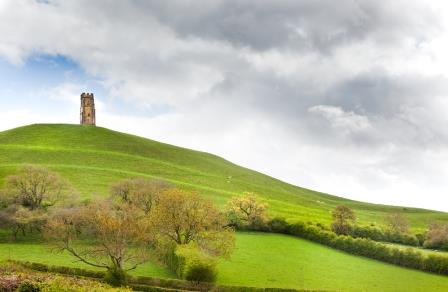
[350,225,420,246]
[10,260,307,292]
[258,219,448,276]
[249,217,421,247]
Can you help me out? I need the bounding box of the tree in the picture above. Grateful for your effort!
[384,213,409,234]
[0,205,48,239]
[151,189,235,259]
[331,205,356,235]
[5,164,76,210]
[226,192,268,228]
[44,199,153,285]
[424,222,448,250]
[111,178,173,214]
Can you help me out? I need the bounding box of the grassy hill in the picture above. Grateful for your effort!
[2,123,448,291]
[0,123,447,230]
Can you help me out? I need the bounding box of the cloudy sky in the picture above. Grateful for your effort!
[1,0,448,211]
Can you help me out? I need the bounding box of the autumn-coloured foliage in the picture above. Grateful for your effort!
[151,189,235,259]
[226,192,269,228]
[44,199,153,284]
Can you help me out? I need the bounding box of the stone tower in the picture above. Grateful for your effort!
[80,93,96,125]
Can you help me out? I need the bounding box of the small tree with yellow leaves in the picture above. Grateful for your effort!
[226,192,269,229]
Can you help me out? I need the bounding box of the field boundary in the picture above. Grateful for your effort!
[6,260,319,292]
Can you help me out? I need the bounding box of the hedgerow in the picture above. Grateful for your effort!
[250,218,448,276]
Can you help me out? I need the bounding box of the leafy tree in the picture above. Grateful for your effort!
[111,178,173,214]
[4,164,76,210]
[226,192,268,228]
[331,205,356,235]
[44,199,153,285]
[384,213,409,234]
[151,189,235,258]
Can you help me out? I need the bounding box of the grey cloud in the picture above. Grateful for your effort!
[2,0,448,209]
[136,0,439,52]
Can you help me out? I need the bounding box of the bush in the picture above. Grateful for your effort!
[16,281,40,292]
[267,217,290,233]
[172,245,218,283]
[416,233,426,246]
[185,263,217,283]
[104,267,128,287]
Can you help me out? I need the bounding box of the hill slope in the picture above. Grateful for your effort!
[0,123,447,229]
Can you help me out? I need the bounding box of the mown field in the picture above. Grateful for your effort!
[0,124,447,230]
[2,124,448,291]
[2,232,448,292]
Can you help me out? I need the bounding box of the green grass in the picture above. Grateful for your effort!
[0,123,447,230]
[2,233,448,292]
[2,123,448,290]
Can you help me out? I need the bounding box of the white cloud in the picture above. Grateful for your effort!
[2,0,448,211]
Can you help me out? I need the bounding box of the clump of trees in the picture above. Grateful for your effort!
[47,179,236,285]
[0,164,77,238]
[0,166,236,286]
[226,192,269,229]
[111,178,173,214]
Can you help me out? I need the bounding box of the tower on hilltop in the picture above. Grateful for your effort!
[80,93,96,125]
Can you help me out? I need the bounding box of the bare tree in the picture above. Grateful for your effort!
[384,213,409,234]
[331,205,356,235]
[424,222,448,249]
[111,178,173,214]
[5,164,76,210]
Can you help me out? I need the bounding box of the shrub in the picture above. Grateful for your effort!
[267,217,290,233]
[16,281,40,292]
[185,263,217,283]
[104,267,128,287]
[416,233,426,246]
[173,245,218,283]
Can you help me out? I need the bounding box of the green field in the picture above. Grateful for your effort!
[2,123,448,291]
[2,233,448,292]
[0,124,447,230]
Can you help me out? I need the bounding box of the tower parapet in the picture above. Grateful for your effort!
[80,93,96,125]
